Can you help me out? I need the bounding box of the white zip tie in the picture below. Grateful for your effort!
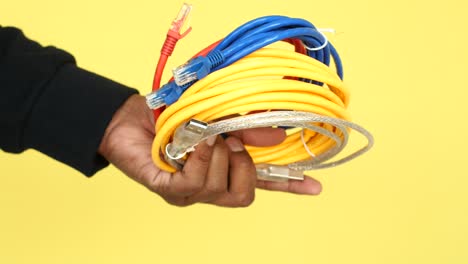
[302,28,336,51]
[301,128,316,158]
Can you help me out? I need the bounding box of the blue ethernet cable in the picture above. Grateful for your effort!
[147,15,344,110]
[175,16,342,85]
[210,16,342,77]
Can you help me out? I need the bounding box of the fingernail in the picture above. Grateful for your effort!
[206,136,217,146]
[227,138,245,152]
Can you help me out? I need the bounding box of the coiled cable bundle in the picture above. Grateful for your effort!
[146,5,373,181]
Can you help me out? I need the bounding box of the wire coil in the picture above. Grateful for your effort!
[152,48,372,172]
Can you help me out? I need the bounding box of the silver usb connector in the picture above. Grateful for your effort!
[256,164,304,182]
[166,119,208,160]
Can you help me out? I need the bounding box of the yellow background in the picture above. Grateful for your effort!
[1,0,467,263]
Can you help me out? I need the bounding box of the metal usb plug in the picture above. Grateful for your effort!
[165,119,208,160]
[256,164,304,182]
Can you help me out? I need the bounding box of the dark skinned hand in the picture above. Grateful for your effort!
[99,95,322,207]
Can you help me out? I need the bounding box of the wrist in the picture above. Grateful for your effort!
[98,94,154,159]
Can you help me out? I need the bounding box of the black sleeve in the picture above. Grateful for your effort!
[0,26,139,176]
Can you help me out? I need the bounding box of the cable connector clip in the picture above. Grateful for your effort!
[173,50,225,86]
[160,3,193,58]
[173,56,210,86]
[145,81,192,109]
[256,164,304,182]
[169,3,193,39]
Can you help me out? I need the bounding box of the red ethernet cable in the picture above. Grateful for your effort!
[151,4,309,121]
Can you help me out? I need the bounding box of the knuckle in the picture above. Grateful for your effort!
[195,149,212,164]
[235,192,255,207]
[147,171,170,193]
[171,184,188,195]
[172,181,204,195]
[176,170,205,194]
[235,156,255,170]
[164,197,189,207]
[170,200,188,207]
[206,183,225,195]
[190,181,205,193]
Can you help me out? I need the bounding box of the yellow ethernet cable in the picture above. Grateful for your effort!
[146,11,373,181]
[150,47,372,179]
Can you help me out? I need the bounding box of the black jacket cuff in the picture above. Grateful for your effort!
[22,64,138,176]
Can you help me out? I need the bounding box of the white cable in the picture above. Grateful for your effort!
[164,111,374,175]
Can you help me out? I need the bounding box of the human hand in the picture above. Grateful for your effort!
[99,95,322,207]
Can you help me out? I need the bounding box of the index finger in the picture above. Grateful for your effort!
[168,136,217,197]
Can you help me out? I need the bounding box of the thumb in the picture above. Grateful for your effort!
[228,127,286,147]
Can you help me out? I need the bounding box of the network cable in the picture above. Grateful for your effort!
[146,3,374,182]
